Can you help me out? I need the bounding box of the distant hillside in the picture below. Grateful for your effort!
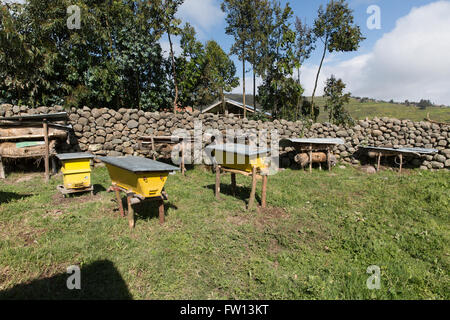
[225,94,450,123]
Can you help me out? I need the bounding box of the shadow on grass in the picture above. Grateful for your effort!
[0,260,132,300]
[204,183,261,205]
[0,191,32,204]
[115,197,178,223]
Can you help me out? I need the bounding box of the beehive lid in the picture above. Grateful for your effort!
[56,152,95,161]
[282,138,345,145]
[205,144,271,157]
[359,146,439,154]
[99,156,180,173]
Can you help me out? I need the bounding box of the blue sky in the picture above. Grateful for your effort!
[172,0,450,105]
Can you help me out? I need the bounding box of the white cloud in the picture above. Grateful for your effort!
[301,0,450,105]
[231,74,263,96]
[177,0,225,38]
[160,38,183,59]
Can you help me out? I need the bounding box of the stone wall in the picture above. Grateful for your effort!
[1,104,449,170]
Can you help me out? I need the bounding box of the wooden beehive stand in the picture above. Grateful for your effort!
[57,184,94,197]
[294,144,334,173]
[214,165,268,210]
[0,112,69,182]
[111,183,167,229]
[137,135,195,176]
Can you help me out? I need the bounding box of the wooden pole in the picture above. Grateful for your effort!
[127,194,135,229]
[151,137,156,160]
[114,185,124,217]
[43,120,49,182]
[159,199,165,225]
[327,146,331,171]
[377,153,381,172]
[248,166,257,210]
[309,144,313,173]
[0,156,5,179]
[261,174,267,209]
[231,173,236,196]
[181,141,185,176]
[399,154,403,173]
[215,165,221,200]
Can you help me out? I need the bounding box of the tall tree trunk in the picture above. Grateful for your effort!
[168,30,178,114]
[242,58,246,119]
[311,35,328,120]
[253,70,256,113]
[221,88,226,113]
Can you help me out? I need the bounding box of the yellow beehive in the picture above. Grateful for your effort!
[206,144,271,173]
[56,153,94,189]
[100,156,180,198]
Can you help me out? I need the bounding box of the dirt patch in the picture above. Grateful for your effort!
[226,214,250,226]
[15,228,47,247]
[51,191,103,207]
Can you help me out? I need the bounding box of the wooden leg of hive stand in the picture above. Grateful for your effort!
[43,120,49,182]
[377,153,381,172]
[114,186,125,217]
[231,173,236,196]
[0,157,5,179]
[327,147,332,171]
[309,145,313,173]
[399,154,403,173]
[159,199,165,225]
[248,166,257,210]
[181,142,185,176]
[127,194,135,229]
[261,174,267,209]
[215,165,221,200]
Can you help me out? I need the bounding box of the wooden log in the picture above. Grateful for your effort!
[399,154,403,173]
[294,152,328,168]
[248,166,258,210]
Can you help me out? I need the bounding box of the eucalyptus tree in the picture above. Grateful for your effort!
[204,40,239,111]
[310,0,365,119]
[323,75,353,125]
[294,17,315,84]
[221,0,253,118]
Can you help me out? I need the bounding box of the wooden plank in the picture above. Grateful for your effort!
[309,144,313,173]
[248,166,257,210]
[56,185,93,196]
[113,185,125,217]
[399,154,403,173]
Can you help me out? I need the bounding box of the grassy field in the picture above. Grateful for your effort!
[0,165,449,300]
[225,94,450,123]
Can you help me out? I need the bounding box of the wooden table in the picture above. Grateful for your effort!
[137,135,195,176]
[358,146,439,173]
[99,156,180,228]
[0,112,69,181]
[280,138,345,172]
[206,144,271,210]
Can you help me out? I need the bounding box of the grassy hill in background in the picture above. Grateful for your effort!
[225,94,450,123]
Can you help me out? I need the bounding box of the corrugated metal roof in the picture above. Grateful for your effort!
[201,99,272,117]
[56,153,95,161]
[99,156,180,173]
[205,143,271,157]
[281,138,345,145]
[358,146,439,154]
[0,112,68,121]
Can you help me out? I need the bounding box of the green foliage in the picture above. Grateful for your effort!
[257,2,303,120]
[323,75,354,126]
[310,0,365,119]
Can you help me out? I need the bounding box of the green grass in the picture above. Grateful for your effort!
[0,165,449,299]
[225,94,450,123]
